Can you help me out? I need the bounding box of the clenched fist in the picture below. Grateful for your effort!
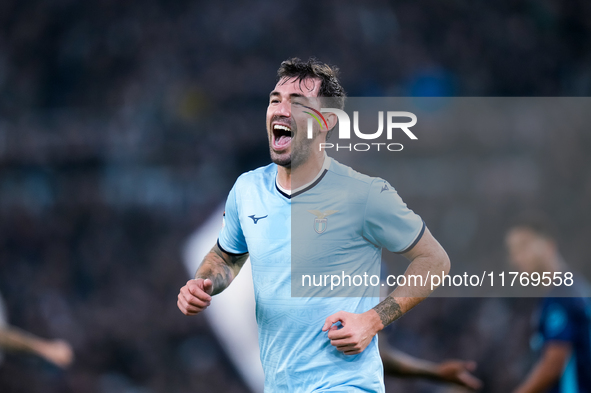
[177,278,213,316]
[322,310,382,355]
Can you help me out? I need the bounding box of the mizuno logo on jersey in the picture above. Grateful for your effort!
[248,215,268,224]
[381,182,389,193]
[307,210,338,234]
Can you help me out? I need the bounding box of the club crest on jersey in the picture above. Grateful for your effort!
[307,210,339,234]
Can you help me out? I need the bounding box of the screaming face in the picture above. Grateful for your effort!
[267,77,323,169]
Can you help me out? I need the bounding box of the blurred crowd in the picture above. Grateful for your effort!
[0,0,590,392]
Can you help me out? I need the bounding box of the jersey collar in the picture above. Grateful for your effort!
[275,154,331,199]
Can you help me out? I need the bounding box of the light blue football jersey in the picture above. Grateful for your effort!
[218,157,424,392]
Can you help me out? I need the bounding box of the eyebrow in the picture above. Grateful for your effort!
[269,91,306,99]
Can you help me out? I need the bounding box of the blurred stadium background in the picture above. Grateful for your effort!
[1,0,590,392]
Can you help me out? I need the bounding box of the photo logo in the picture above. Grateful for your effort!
[302,105,328,130]
[305,108,418,152]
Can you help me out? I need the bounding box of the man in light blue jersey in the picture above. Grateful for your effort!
[177,58,451,392]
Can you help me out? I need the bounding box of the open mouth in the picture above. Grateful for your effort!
[272,123,293,150]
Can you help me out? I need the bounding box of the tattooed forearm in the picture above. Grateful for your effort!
[196,260,233,296]
[211,244,248,269]
[195,244,248,295]
[372,296,403,328]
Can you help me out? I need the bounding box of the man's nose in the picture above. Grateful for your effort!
[275,100,292,118]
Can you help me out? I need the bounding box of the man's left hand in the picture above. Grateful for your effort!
[322,310,382,355]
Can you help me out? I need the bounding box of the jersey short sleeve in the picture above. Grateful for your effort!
[541,300,574,343]
[218,182,248,255]
[362,179,425,253]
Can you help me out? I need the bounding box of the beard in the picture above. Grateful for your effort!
[269,140,310,169]
[270,151,292,168]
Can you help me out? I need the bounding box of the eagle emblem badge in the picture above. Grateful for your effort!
[307,210,339,234]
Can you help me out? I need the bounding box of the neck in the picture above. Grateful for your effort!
[276,148,325,191]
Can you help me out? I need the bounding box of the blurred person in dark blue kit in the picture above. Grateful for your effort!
[506,214,591,393]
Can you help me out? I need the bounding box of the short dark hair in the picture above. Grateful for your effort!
[509,212,556,240]
[276,57,346,110]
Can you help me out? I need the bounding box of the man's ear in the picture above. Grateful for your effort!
[324,112,338,134]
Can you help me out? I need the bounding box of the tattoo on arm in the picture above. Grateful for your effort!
[195,244,248,295]
[373,296,403,327]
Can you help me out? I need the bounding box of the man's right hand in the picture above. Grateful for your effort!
[177,278,213,316]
